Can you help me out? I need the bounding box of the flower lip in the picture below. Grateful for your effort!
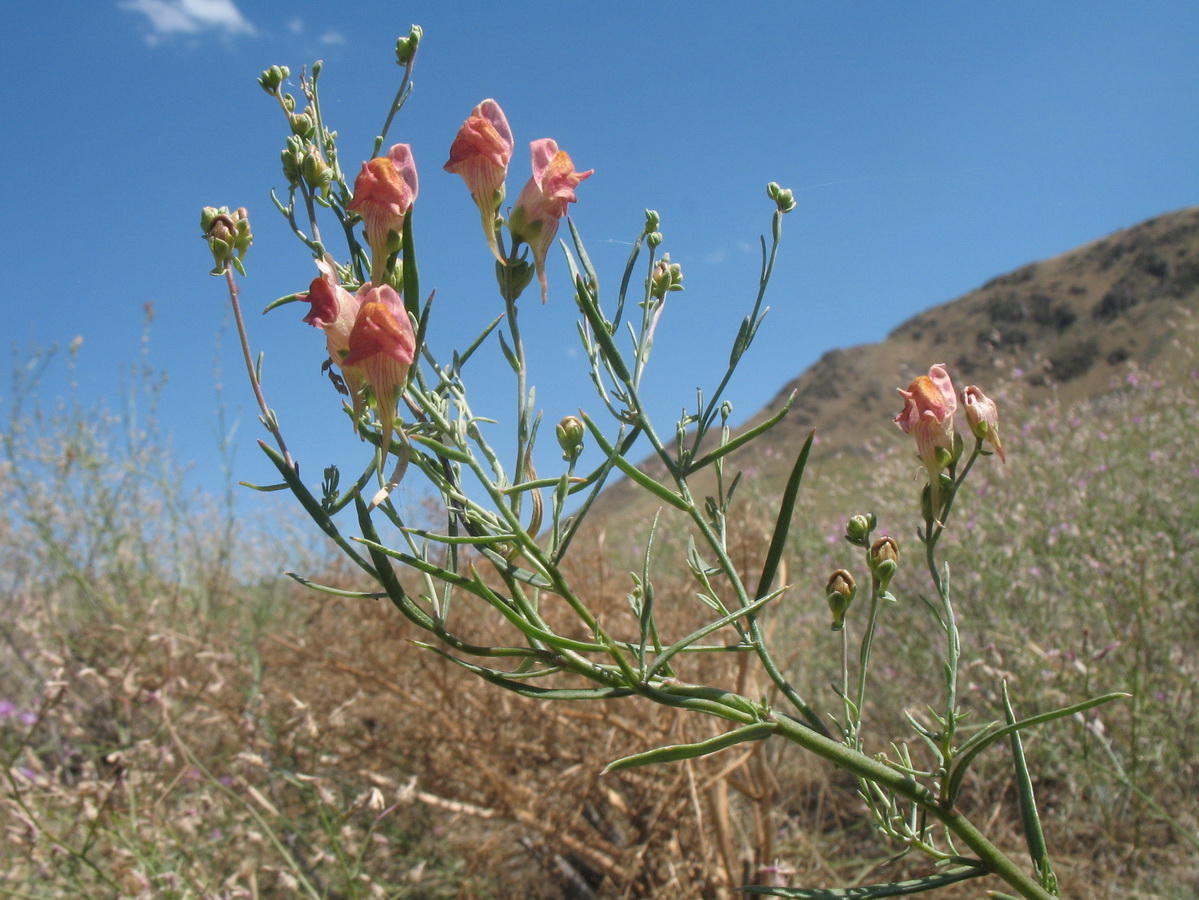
[510,139,593,302]
[445,100,514,264]
[347,144,419,283]
[444,99,513,173]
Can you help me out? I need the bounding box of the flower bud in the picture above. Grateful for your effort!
[556,415,585,461]
[644,209,661,231]
[257,65,289,93]
[869,536,900,594]
[282,93,296,113]
[767,182,797,213]
[826,569,857,631]
[288,110,315,138]
[395,24,422,65]
[202,206,252,274]
[280,139,303,187]
[647,231,663,247]
[961,385,1006,463]
[844,513,875,546]
[649,255,683,299]
[302,147,333,193]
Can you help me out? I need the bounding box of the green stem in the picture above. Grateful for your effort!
[770,715,1056,900]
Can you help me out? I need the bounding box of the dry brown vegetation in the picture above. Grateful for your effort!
[4,299,1199,897]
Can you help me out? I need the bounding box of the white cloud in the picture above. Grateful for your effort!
[121,0,257,42]
[320,29,346,46]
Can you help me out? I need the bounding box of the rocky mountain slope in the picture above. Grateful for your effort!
[586,206,1199,528]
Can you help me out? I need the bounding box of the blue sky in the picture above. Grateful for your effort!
[3,1,1197,514]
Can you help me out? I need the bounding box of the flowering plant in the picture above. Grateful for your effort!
[203,27,1120,898]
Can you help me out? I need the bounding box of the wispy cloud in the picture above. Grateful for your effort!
[120,0,257,44]
[320,30,346,46]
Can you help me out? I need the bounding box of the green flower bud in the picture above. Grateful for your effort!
[301,148,332,193]
[556,415,585,461]
[257,65,289,93]
[202,206,252,274]
[498,257,535,303]
[282,93,296,113]
[288,111,315,138]
[767,182,797,213]
[826,569,857,631]
[281,135,304,187]
[844,513,875,546]
[395,24,423,65]
[647,231,663,248]
[645,209,661,231]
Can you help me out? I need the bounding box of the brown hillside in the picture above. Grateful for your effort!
[586,206,1199,531]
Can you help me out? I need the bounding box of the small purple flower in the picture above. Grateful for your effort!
[0,700,15,718]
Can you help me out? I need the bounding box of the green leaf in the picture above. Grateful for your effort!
[645,588,783,681]
[1003,683,1057,895]
[739,865,987,897]
[946,691,1128,803]
[257,441,376,577]
[580,413,687,510]
[754,430,814,600]
[401,207,420,322]
[683,392,795,475]
[603,721,777,773]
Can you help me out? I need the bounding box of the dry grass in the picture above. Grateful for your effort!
[3,320,1199,898]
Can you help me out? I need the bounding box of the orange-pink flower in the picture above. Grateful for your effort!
[347,144,418,284]
[895,364,958,510]
[300,262,415,461]
[299,255,366,402]
[962,385,1006,463]
[341,284,416,461]
[509,138,592,302]
[444,99,513,264]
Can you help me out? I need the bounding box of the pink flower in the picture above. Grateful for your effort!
[961,385,1006,463]
[341,284,416,460]
[300,261,415,461]
[895,364,958,510]
[444,99,513,264]
[347,144,419,284]
[300,256,358,359]
[298,255,366,404]
[509,139,592,302]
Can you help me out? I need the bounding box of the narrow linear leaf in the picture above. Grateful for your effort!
[454,313,505,371]
[285,572,386,599]
[581,413,687,510]
[740,865,987,898]
[646,588,784,680]
[1003,683,1056,893]
[258,441,376,577]
[946,691,1127,803]
[603,721,777,774]
[407,433,473,463]
[566,216,598,290]
[421,644,634,700]
[755,430,815,600]
[684,392,795,475]
[576,278,632,382]
[354,495,437,631]
[401,208,420,322]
